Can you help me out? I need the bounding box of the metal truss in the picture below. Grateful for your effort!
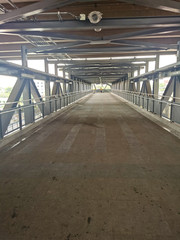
[0,89,92,139]
[0,0,78,24]
[0,58,91,137]
[117,0,180,14]
[2,17,180,31]
[112,59,180,123]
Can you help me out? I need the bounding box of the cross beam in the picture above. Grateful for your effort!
[118,0,180,14]
[0,0,78,24]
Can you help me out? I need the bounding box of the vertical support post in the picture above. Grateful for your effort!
[155,54,160,70]
[62,68,66,94]
[153,78,159,99]
[44,58,51,115]
[177,41,180,62]
[145,62,149,73]
[175,76,180,103]
[78,80,80,92]
[21,45,34,125]
[172,76,180,122]
[137,81,140,93]
[170,76,178,121]
[21,45,28,67]
[0,112,3,139]
[75,78,77,92]
[23,78,34,125]
[128,72,134,91]
[55,63,58,76]
[79,80,81,92]
[153,54,160,100]
[122,80,125,90]
[70,75,74,93]
[138,68,141,76]
[63,80,67,94]
[18,105,22,130]
[45,80,51,114]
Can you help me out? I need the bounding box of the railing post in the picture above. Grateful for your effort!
[170,103,173,122]
[152,98,155,113]
[18,105,22,130]
[0,111,3,139]
[147,98,149,111]
[55,98,57,111]
[65,95,67,106]
[49,98,52,113]
[64,95,66,106]
[67,94,69,105]
[59,96,61,109]
[160,101,162,117]
[62,95,65,107]
[32,103,35,122]
[42,101,45,118]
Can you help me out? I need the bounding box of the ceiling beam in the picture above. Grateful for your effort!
[0,0,78,24]
[62,64,145,69]
[38,46,166,54]
[111,40,177,49]
[118,0,180,14]
[75,74,127,77]
[2,31,98,41]
[52,58,156,65]
[1,17,180,32]
[27,41,91,53]
[28,40,176,54]
[71,69,138,74]
[104,27,180,41]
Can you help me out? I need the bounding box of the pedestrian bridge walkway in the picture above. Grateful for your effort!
[0,93,180,240]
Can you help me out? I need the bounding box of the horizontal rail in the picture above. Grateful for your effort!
[0,91,84,107]
[112,89,180,125]
[111,89,180,101]
[0,90,92,139]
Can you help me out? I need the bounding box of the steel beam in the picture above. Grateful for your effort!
[5,31,99,41]
[62,63,145,69]
[104,27,180,41]
[30,79,42,100]
[39,47,161,54]
[140,81,152,94]
[54,58,156,65]
[28,41,91,53]
[23,79,34,125]
[161,77,174,101]
[1,78,26,136]
[118,0,180,14]
[30,79,43,114]
[69,66,140,71]
[0,0,78,24]
[175,76,180,103]
[2,17,180,31]
[112,40,176,50]
[0,59,76,83]
[75,74,126,77]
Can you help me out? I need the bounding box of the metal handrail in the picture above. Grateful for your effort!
[0,90,92,139]
[0,90,91,109]
[112,89,180,124]
[112,89,180,101]
[112,90,180,107]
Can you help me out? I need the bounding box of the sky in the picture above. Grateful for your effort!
[0,55,177,88]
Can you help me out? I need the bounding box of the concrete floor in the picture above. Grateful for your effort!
[0,93,180,240]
